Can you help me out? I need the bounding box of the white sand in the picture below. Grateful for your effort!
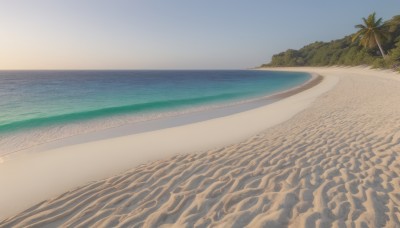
[1,67,400,227]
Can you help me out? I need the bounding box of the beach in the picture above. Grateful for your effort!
[1,67,400,227]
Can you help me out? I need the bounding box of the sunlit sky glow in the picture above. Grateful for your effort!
[1,1,399,70]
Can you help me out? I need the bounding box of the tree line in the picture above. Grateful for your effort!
[261,13,400,70]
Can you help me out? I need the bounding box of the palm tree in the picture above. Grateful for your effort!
[352,12,390,58]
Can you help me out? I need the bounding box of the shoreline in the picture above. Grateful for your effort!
[0,71,312,158]
[1,72,316,160]
[0,70,334,220]
[4,66,400,227]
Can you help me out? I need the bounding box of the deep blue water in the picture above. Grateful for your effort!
[0,70,309,134]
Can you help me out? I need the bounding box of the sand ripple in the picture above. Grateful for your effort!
[1,70,400,227]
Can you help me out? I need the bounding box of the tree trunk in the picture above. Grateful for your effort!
[374,33,386,59]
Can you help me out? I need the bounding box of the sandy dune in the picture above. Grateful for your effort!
[1,67,400,227]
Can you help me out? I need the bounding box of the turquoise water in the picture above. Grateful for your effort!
[0,70,309,135]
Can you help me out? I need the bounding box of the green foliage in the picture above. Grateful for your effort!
[263,14,400,70]
[386,15,400,33]
[352,12,390,58]
[390,40,400,61]
[372,59,388,68]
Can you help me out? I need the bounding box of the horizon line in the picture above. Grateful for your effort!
[0,68,252,71]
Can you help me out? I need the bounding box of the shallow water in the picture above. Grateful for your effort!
[0,70,309,155]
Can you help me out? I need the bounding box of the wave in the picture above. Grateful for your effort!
[0,92,247,134]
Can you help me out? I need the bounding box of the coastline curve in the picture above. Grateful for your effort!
[0,70,337,220]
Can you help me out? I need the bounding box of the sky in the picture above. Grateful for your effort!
[0,1,399,70]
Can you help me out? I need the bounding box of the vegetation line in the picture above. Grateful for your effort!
[261,13,400,70]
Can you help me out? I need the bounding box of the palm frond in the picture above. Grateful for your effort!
[352,30,364,42]
[376,18,383,26]
[353,12,389,57]
[362,18,368,26]
[355,24,366,29]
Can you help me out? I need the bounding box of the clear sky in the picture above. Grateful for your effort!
[0,1,399,70]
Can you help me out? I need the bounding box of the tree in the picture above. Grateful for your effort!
[387,15,400,32]
[352,12,390,58]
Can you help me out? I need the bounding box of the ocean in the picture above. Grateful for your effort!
[0,70,309,154]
